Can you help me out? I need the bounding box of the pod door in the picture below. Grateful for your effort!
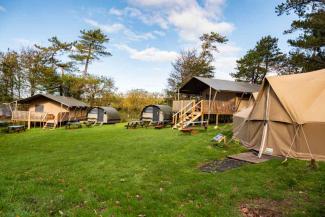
[98,109,104,122]
[152,107,160,122]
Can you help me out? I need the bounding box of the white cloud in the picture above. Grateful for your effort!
[115,44,178,62]
[212,43,241,79]
[108,7,168,29]
[0,5,6,12]
[108,8,124,16]
[84,18,126,33]
[126,0,234,42]
[84,18,162,41]
[129,0,187,8]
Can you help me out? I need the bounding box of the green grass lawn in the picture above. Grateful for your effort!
[0,124,324,217]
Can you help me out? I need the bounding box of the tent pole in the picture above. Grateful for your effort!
[212,90,218,125]
[258,84,270,158]
[177,89,180,101]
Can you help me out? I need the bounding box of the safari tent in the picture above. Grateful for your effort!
[172,76,259,128]
[233,69,325,161]
[87,106,121,124]
[140,105,172,123]
[12,94,89,129]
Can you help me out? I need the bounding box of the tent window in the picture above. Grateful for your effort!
[35,104,44,112]
[144,107,153,113]
[89,108,98,114]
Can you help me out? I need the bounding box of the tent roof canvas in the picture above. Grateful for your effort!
[265,69,325,124]
[179,76,260,94]
[18,94,89,108]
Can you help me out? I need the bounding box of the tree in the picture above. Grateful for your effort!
[167,32,227,97]
[276,0,325,72]
[70,29,111,75]
[122,89,164,119]
[167,49,214,96]
[0,50,21,102]
[82,75,115,106]
[36,37,74,95]
[231,36,285,84]
[20,47,55,96]
[200,32,228,60]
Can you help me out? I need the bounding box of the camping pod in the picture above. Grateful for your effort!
[140,105,172,123]
[233,69,325,161]
[87,106,121,124]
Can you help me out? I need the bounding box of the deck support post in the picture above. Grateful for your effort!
[177,89,180,101]
[212,91,218,125]
[27,111,31,129]
[216,114,219,125]
[207,86,212,124]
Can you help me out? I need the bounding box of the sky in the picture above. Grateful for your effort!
[0,0,296,93]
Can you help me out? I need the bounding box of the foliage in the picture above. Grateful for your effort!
[70,29,112,75]
[121,89,164,120]
[276,0,325,72]
[167,32,227,97]
[0,50,21,102]
[0,29,116,105]
[82,75,115,106]
[200,32,228,60]
[231,36,285,84]
[0,124,324,216]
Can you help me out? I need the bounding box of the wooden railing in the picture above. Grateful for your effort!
[12,111,50,122]
[172,100,195,112]
[173,100,237,115]
[172,100,195,124]
[202,100,237,114]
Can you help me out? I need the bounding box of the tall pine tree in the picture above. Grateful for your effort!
[276,0,325,72]
[70,29,111,76]
[231,36,285,84]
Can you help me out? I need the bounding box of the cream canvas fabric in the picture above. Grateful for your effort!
[233,69,325,161]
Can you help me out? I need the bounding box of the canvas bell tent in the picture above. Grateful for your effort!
[233,69,325,161]
[87,106,121,124]
[140,105,172,123]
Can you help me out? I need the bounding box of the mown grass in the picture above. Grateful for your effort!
[0,124,324,217]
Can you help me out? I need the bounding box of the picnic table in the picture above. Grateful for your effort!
[185,121,208,130]
[125,120,148,129]
[65,121,82,129]
[7,125,26,133]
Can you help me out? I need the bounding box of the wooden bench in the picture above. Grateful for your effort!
[8,125,26,133]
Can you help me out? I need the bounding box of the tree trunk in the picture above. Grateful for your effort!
[84,44,92,76]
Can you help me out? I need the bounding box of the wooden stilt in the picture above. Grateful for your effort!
[27,111,31,129]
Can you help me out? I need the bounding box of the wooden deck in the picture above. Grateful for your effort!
[11,111,87,123]
[228,152,275,164]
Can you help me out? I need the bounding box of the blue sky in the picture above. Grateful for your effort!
[0,0,296,93]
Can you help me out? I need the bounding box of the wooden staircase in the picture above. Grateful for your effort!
[43,120,57,130]
[172,100,203,130]
[43,113,57,130]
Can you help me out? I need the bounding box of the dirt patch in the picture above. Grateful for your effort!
[199,158,248,172]
[240,198,291,217]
